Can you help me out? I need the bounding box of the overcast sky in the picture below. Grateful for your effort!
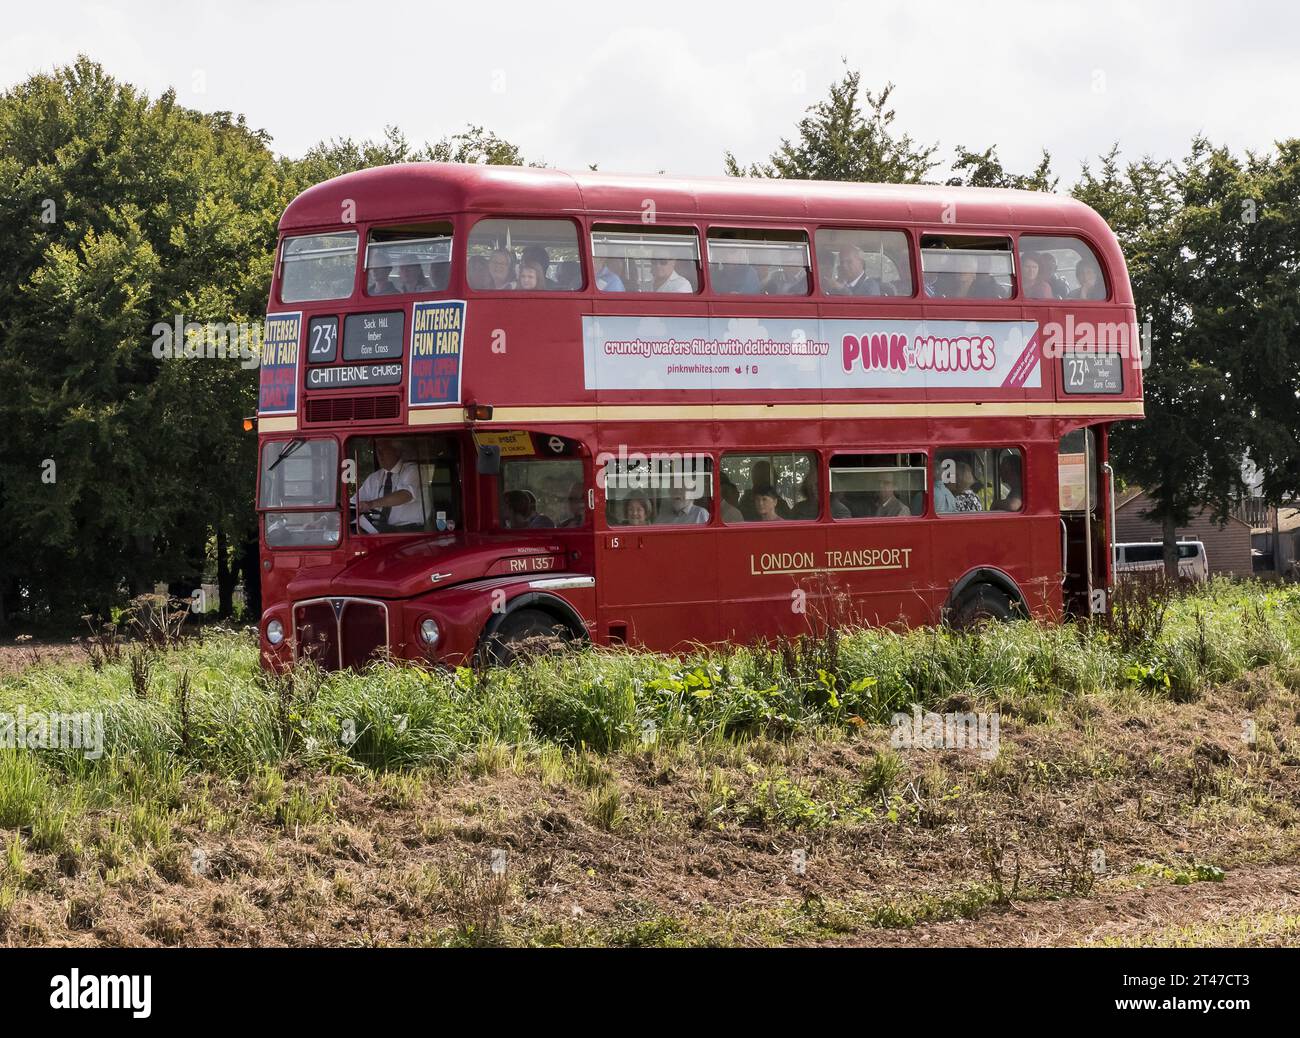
[3,0,1295,184]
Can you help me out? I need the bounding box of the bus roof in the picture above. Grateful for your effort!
[280,161,1121,246]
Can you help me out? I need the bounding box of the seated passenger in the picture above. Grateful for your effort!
[761,265,809,295]
[1071,259,1104,300]
[594,255,626,292]
[712,258,761,295]
[1020,254,1054,299]
[791,469,844,519]
[622,492,654,526]
[1038,252,1069,299]
[467,255,491,290]
[555,260,582,290]
[516,261,545,292]
[487,249,516,290]
[720,476,743,523]
[393,263,428,294]
[523,245,560,290]
[504,489,554,528]
[880,239,912,295]
[951,462,982,512]
[816,247,845,294]
[558,480,586,527]
[367,264,396,295]
[750,485,783,521]
[663,484,709,524]
[934,477,958,513]
[834,244,884,296]
[428,261,451,291]
[942,254,979,299]
[875,472,911,517]
[739,461,791,519]
[651,256,692,293]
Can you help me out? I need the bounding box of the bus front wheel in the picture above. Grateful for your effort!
[483,608,571,665]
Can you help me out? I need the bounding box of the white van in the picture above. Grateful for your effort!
[1115,541,1209,582]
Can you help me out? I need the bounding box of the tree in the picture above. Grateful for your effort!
[0,57,533,623]
[948,145,1057,191]
[724,66,938,183]
[0,58,288,619]
[1072,140,1300,576]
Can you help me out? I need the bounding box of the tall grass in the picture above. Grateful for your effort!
[0,580,1296,790]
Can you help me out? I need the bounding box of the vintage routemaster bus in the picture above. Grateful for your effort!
[255,163,1143,671]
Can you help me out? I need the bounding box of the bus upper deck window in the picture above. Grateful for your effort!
[815,229,913,297]
[591,225,701,294]
[366,224,453,297]
[467,218,584,292]
[707,229,811,296]
[921,235,1014,301]
[1017,235,1108,301]
[279,232,358,303]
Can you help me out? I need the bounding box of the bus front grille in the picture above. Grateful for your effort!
[294,598,389,671]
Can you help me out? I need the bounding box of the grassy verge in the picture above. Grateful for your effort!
[1,578,1299,946]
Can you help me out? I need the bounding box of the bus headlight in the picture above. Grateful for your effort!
[419,618,441,646]
[266,619,285,645]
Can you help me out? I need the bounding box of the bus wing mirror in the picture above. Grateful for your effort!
[476,443,501,476]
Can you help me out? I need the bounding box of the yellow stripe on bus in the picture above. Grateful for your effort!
[404,401,1144,425]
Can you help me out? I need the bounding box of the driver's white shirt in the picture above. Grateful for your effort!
[355,460,424,527]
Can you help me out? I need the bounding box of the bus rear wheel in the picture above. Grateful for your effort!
[950,584,1017,630]
[484,608,572,665]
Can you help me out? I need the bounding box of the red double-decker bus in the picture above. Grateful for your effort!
[255,163,1142,670]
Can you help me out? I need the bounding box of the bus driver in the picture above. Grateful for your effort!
[354,440,424,533]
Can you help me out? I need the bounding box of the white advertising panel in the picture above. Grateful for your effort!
[582,315,1042,391]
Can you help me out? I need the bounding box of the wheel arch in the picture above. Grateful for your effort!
[476,590,589,652]
[943,566,1026,617]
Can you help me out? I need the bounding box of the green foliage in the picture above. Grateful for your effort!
[0,58,533,623]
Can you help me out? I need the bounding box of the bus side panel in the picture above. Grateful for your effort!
[716,522,830,643]
[596,526,720,651]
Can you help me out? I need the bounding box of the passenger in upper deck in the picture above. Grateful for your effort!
[712,251,761,295]
[467,255,490,290]
[833,244,884,296]
[1038,252,1070,299]
[650,256,692,293]
[487,249,516,290]
[393,263,428,294]
[1071,259,1105,300]
[816,246,844,294]
[1021,254,1054,299]
[516,261,545,292]
[593,254,626,292]
[523,245,561,290]
[367,264,396,295]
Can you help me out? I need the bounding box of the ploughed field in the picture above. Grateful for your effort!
[2,580,1300,947]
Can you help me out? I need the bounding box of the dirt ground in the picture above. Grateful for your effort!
[3,660,1298,947]
[0,640,84,678]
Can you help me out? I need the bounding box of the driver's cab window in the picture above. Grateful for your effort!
[499,457,585,529]
[347,434,460,535]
